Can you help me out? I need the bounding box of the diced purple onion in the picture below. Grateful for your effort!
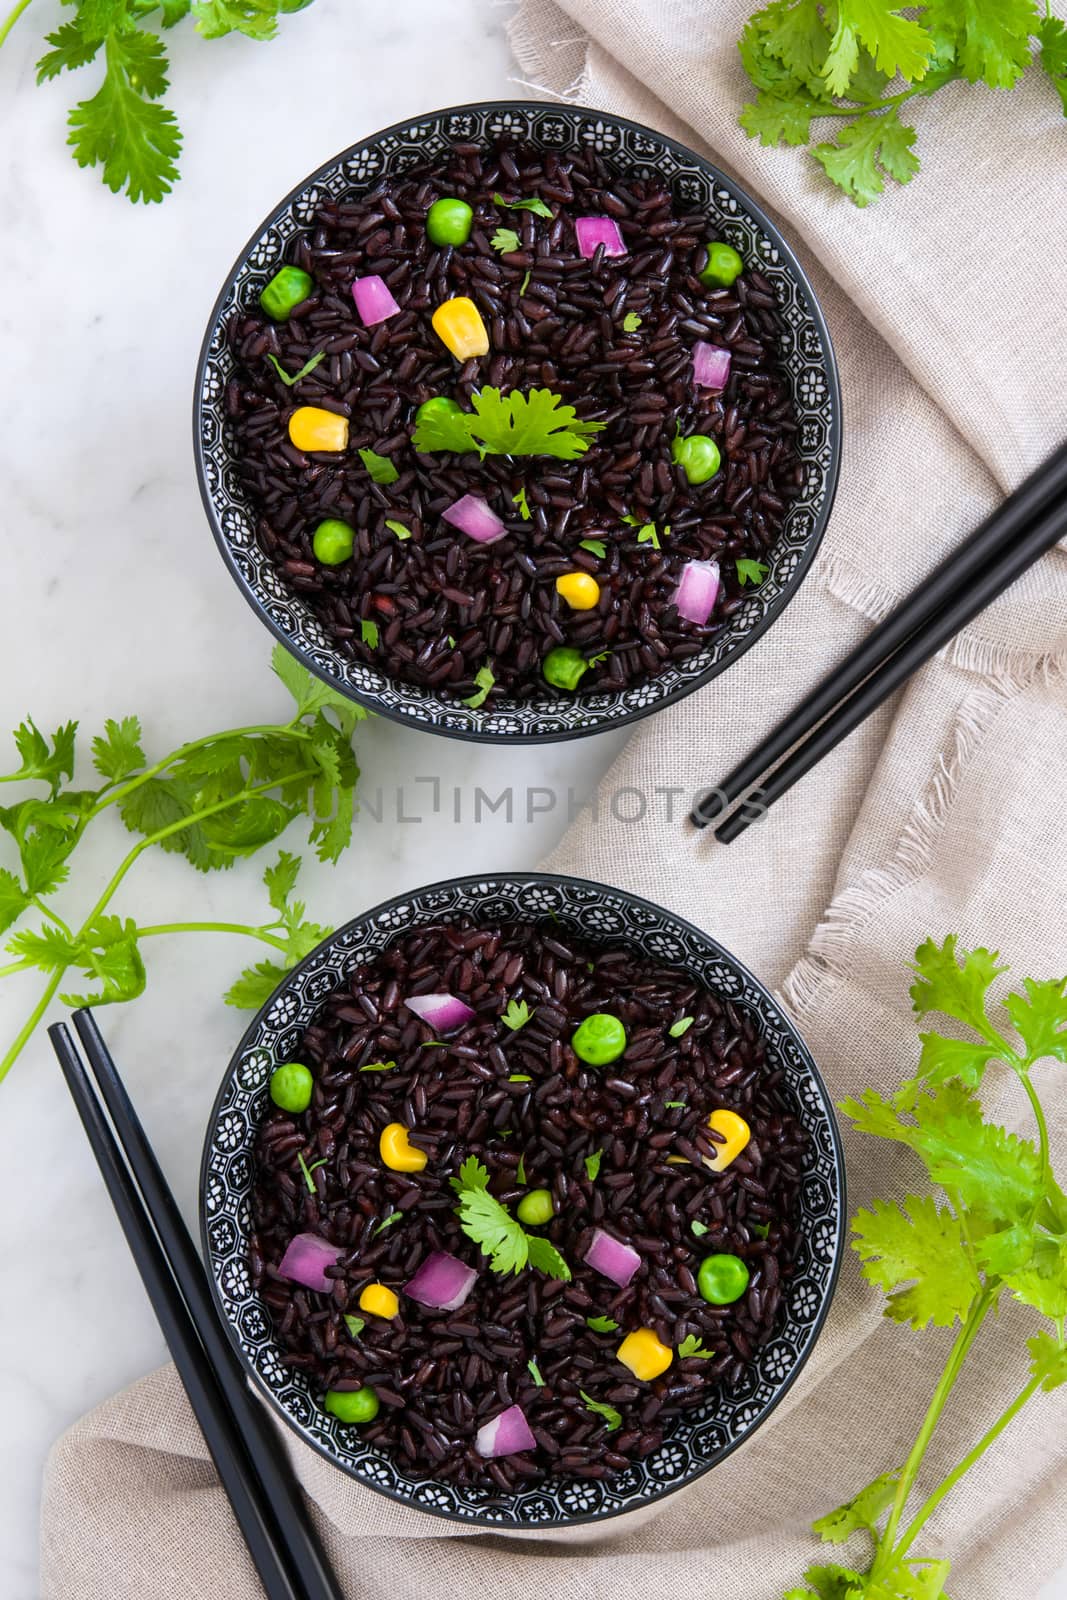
[582,1227,641,1288]
[278,1232,343,1293]
[442,494,505,545]
[403,992,476,1032]
[351,274,400,326]
[404,1250,478,1311]
[692,341,731,390]
[574,215,627,259]
[673,560,721,626]
[475,1403,537,1458]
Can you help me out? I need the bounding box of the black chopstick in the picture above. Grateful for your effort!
[68,1011,345,1600]
[49,1022,302,1600]
[691,440,1067,831]
[710,491,1067,843]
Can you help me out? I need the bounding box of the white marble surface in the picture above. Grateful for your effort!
[0,3,1062,1596]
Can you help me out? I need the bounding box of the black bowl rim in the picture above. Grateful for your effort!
[198,869,846,1526]
[193,99,843,746]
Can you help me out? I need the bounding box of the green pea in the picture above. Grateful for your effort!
[313,518,356,565]
[324,1385,380,1424]
[672,434,721,486]
[260,265,313,322]
[699,241,744,288]
[427,197,474,247]
[571,1013,627,1066]
[415,396,464,427]
[517,1188,555,1226]
[697,1253,750,1305]
[269,1061,313,1114]
[543,646,589,691]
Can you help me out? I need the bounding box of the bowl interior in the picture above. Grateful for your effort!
[200,874,845,1527]
[195,102,841,744]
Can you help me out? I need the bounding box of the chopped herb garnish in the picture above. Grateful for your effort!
[669,1016,694,1037]
[296,1152,327,1194]
[360,620,379,649]
[509,1073,532,1083]
[751,1220,771,1240]
[586,1314,619,1333]
[677,1334,716,1359]
[265,350,326,387]
[579,538,607,557]
[665,1100,687,1109]
[494,192,554,218]
[422,1041,451,1049]
[464,664,495,710]
[736,558,770,586]
[527,1357,546,1387]
[491,226,522,253]
[637,521,669,550]
[584,1149,603,1182]
[372,1212,403,1237]
[691,1220,710,1238]
[343,1315,365,1339]
[452,1155,572,1279]
[359,1059,396,1072]
[385,519,412,540]
[622,312,642,331]
[519,269,531,295]
[580,1391,622,1431]
[516,1154,527,1185]
[357,447,400,485]
[502,998,534,1031]
[512,486,532,520]
[411,386,605,461]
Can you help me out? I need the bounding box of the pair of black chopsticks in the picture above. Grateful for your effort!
[691,440,1067,839]
[49,1012,346,1600]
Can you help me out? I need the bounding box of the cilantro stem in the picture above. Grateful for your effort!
[85,721,309,824]
[806,87,922,119]
[892,1371,1043,1562]
[0,968,64,1085]
[1021,1072,1051,1199]
[870,1288,994,1580]
[0,957,33,979]
[0,0,33,54]
[32,895,73,938]
[137,921,290,952]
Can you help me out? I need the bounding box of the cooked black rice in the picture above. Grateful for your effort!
[225,138,803,705]
[250,919,807,1487]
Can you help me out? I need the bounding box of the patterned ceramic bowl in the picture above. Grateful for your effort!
[200,873,845,1527]
[194,101,841,745]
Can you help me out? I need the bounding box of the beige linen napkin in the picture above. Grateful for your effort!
[41,6,1067,1596]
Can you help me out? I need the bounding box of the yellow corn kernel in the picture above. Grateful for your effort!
[289,406,349,453]
[379,1121,428,1173]
[556,572,601,610]
[359,1282,400,1320]
[616,1327,673,1382]
[432,296,489,360]
[704,1108,751,1172]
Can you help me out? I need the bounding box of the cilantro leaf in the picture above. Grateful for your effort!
[516,1154,526,1185]
[527,1357,546,1386]
[359,1060,396,1072]
[296,1152,327,1193]
[677,1334,716,1359]
[691,1219,709,1238]
[91,717,146,783]
[464,665,495,710]
[344,1315,365,1339]
[669,1016,693,1038]
[740,89,823,148]
[1004,976,1067,1065]
[224,958,289,1009]
[502,999,533,1031]
[913,1031,997,1091]
[1004,1241,1067,1320]
[410,404,474,454]
[7,924,79,973]
[491,227,522,254]
[262,850,301,914]
[927,0,1034,90]
[822,2,935,96]
[451,1155,491,1195]
[0,869,29,936]
[579,1391,621,1431]
[736,558,769,586]
[1039,15,1067,111]
[812,108,919,207]
[270,643,363,728]
[385,519,412,540]
[586,1314,619,1333]
[454,1184,529,1275]
[67,28,182,205]
[622,312,642,331]
[59,914,147,1007]
[413,387,605,461]
[372,1211,403,1237]
[852,1195,981,1328]
[37,21,103,83]
[494,192,553,218]
[192,0,285,40]
[909,936,1008,1036]
[1028,1330,1067,1392]
[812,1468,902,1545]
[584,1149,602,1182]
[7,719,78,791]
[266,350,326,387]
[526,1234,572,1281]
[357,447,399,485]
[579,538,607,557]
[360,619,379,649]
[512,487,532,520]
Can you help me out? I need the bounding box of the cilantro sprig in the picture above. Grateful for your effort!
[738,1,1067,207]
[15,0,317,204]
[411,387,605,461]
[0,645,363,1081]
[784,936,1067,1598]
[451,1155,571,1280]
